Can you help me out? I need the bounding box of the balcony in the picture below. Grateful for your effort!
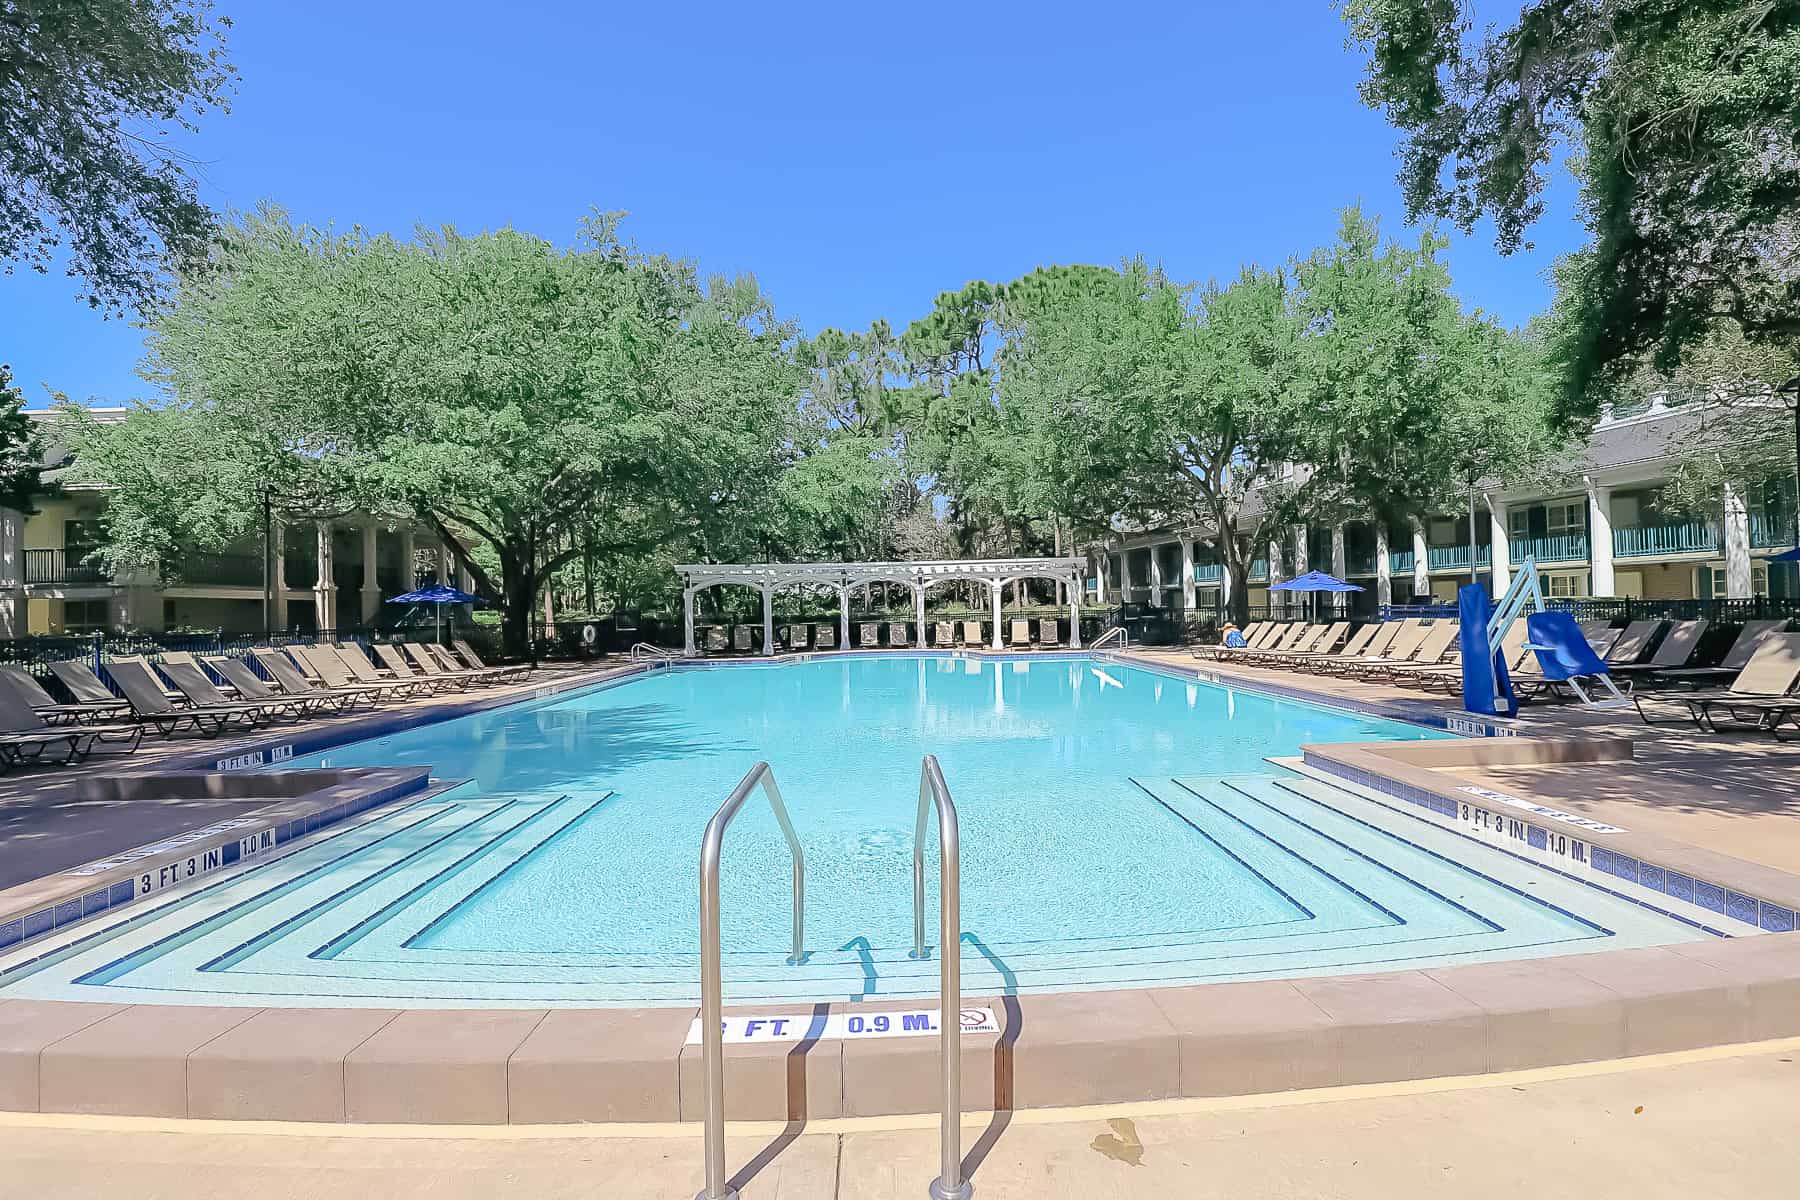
[1751,511,1797,550]
[1344,551,1378,576]
[1512,532,1589,563]
[1613,521,1719,559]
[1388,548,1416,574]
[1247,558,1269,583]
[1426,543,1492,571]
[1194,562,1223,584]
[166,552,265,588]
[23,548,111,586]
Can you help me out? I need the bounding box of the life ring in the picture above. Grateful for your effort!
[581,623,598,646]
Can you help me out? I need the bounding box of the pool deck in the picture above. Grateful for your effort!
[0,647,1797,1129]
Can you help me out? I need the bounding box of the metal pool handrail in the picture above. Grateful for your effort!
[630,642,678,663]
[912,754,972,1200]
[1090,625,1128,650]
[697,761,806,1200]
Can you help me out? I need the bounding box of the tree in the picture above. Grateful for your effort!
[0,364,44,513]
[65,207,804,655]
[2,0,236,313]
[1341,1,1800,421]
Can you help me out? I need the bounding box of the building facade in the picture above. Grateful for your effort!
[0,411,473,637]
[1087,397,1800,613]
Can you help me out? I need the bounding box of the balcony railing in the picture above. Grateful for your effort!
[1247,558,1269,582]
[1388,548,1416,574]
[23,548,111,586]
[1751,510,1798,550]
[1344,553,1378,576]
[1193,563,1223,584]
[165,552,265,587]
[1426,543,1492,571]
[1612,521,1719,558]
[1511,532,1589,563]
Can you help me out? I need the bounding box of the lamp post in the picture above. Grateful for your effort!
[1778,376,1800,548]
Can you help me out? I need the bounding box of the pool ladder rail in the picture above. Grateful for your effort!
[629,642,680,666]
[696,756,970,1200]
[1090,625,1128,651]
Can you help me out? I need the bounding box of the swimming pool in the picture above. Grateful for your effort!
[0,654,1708,1006]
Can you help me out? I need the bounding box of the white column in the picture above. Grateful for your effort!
[989,579,1002,649]
[435,546,449,585]
[272,523,289,629]
[1092,551,1107,604]
[761,585,774,656]
[838,584,850,649]
[1292,526,1309,576]
[1375,524,1392,607]
[399,529,416,593]
[1220,555,1234,609]
[1180,539,1197,609]
[360,525,381,622]
[1147,543,1165,607]
[1268,537,1286,615]
[314,520,335,630]
[1118,550,1134,604]
[1724,482,1752,599]
[1330,526,1346,579]
[1487,498,1511,599]
[1068,573,1082,648]
[914,582,926,647]
[1410,522,1429,599]
[1587,480,1616,597]
[683,586,697,656]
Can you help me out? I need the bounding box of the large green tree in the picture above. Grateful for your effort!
[66,208,804,654]
[1341,0,1800,421]
[0,364,44,513]
[2,0,235,313]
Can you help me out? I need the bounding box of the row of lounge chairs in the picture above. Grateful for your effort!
[1193,617,1800,737]
[0,639,528,771]
[705,619,1071,653]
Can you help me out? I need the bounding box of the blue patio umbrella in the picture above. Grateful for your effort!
[1771,546,1800,563]
[1270,570,1363,620]
[387,583,482,640]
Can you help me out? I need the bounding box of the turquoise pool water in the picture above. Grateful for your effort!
[0,654,1707,1006]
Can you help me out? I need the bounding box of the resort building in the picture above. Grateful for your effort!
[1089,396,1800,614]
[0,410,473,637]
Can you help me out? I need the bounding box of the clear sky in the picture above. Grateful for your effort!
[3,0,1581,409]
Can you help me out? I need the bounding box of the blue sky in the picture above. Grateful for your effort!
[3,1,1581,409]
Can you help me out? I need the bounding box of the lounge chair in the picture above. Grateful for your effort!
[204,655,342,715]
[1278,623,1379,671]
[704,626,728,653]
[1360,620,1462,683]
[934,621,955,648]
[159,657,313,723]
[260,646,394,706]
[1601,620,1666,667]
[1611,620,1709,682]
[786,624,809,650]
[0,676,140,769]
[1038,618,1061,648]
[450,639,531,683]
[815,624,837,650]
[1635,635,1800,732]
[47,659,127,712]
[1510,612,1632,708]
[284,646,401,706]
[960,621,983,647]
[859,623,880,648]
[423,642,513,684]
[318,644,436,698]
[104,657,262,737]
[372,642,469,692]
[1248,622,1348,666]
[397,642,490,686]
[1192,621,1267,661]
[889,622,911,647]
[732,626,753,653]
[0,664,130,725]
[1410,619,1533,696]
[1641,620,1787,689]
[1009,619,1032,647]
[1320,621,1428,678]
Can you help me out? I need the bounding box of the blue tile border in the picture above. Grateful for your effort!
[1300,749,1778,936]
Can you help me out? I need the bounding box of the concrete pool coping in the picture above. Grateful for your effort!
[0,647,1797,1123]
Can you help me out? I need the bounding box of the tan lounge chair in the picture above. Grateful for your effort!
[704,627,728,653]
[1038,619,1061,647]
[1317,620,1422,677]
[1644,620,1786,688]
[1361,621,1461,683]
[0,675,140,768]
[786,624,810,650]
[815,624,837,649]
[0,664,130,725]
[1611,620,1709,680]
[961,621,983,647]
[104,657,262,738]
[889,622,911,647]
[1009,619,1032,647]
[934,621,955,647]
[859,622,880,648]
[1638,635,1800,733]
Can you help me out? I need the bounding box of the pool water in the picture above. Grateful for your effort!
[0,655,1707,1006]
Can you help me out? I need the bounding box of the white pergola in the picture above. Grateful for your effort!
[674,558,1087,656]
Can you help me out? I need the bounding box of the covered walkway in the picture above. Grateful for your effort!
[672,558,1085,656]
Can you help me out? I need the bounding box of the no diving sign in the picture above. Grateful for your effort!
[684,1007,999,1045]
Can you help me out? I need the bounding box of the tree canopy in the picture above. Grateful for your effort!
[1,0,235,313]
[1342,0,1800,422]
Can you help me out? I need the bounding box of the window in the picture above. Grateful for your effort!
[1704,564,1772,597]
[61,599,110,631]
[1508,509,1529,540]
[1544,571,1589,599]
[1546,502,1585,534]
[1428,519,1457,544]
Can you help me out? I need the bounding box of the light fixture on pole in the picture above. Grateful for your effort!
[1777,375,1800,552]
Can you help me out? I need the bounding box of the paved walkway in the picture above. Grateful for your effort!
[1123,647,1800,875]
[3,1040,1795,1198]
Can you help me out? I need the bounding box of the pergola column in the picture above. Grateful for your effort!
[1375,524,1393,608]
[271,522,289,631]
[1410,522,1429,599]
[914,580,926,647]
[683,586,697,656]
[314,520,336,631]
[761,585,775,656]
[1179,539,1196,609]
[435,546,450,586]
[360,524,381,622]
[1092,550,1107,604]
[989,579,1002,649]
[1068,573,1082,649]
[838,584,850,649]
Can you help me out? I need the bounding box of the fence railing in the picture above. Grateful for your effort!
[1751,510,1799,550]
[163,552,265,587]
[1611,521,1719,558]
[23,548,111,586]
[1425,543,1493,571]
[1512,532,1590,563]
[1547,596,1800,624]
[1388,548,1416,574]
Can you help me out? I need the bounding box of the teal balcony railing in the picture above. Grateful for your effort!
[1751,510,1798,550]
[1247,558,1269,582]
[1612,521,1719,558]
[1194,562,1223,583]
[1511,532,1589,563]
[1426,543,1492,571]
[1388,548,1416,574]
[1344,552,1378,576]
